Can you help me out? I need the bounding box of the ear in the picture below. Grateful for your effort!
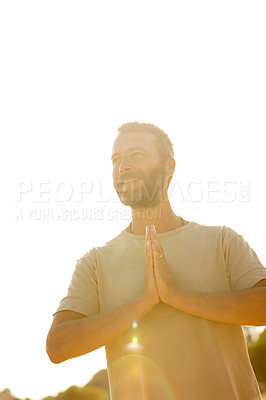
[166,158,175,177]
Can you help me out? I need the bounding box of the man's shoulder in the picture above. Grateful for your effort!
[86,230,127,258]
[75,231,125,268]
[190,222,239,241]
[189,221,223,233]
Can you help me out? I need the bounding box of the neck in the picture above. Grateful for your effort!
[129,199,183,235]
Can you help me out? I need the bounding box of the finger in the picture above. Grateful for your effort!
[151,235,164,255]
[146,225,154,241]
[148,228,164,252]
[155,238,164,254]
[145,226,152,250]
[145,238,151,254]
[146,241,154,266]
[152,239,165,260]
[148,225,157,240]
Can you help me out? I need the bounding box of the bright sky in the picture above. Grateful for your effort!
[1,1,266,399]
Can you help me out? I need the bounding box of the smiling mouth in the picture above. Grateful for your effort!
[118,178,140,185]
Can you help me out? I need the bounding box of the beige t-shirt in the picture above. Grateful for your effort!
[56,222,266,400]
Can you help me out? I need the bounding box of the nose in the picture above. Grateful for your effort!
[118,157,133,174]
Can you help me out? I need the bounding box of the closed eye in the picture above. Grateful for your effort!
[111,151,145,165]
[112,157,121,165]
[132,152,144,158]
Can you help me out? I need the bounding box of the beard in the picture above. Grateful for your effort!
[114,163,166,209]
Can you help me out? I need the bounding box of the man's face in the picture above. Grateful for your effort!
[111,131,166,209]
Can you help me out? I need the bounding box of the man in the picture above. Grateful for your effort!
[47,122,266,399]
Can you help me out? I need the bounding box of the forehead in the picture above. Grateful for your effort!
[112,131,158,155]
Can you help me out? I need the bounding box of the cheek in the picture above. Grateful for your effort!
[112,165,119,179]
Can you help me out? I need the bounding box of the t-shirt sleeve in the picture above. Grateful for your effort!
[54,249,100,317]
[223,226,266,291]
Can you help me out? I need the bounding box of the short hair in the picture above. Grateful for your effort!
[116,122,174,162]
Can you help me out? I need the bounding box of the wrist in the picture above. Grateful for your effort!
[138,295,158,312]
[163,287,180,306]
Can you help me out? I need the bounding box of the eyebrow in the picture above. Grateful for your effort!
[111,147,145,160]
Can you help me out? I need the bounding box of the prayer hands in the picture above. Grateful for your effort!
[143,226,161,306]
[144,225,177,305]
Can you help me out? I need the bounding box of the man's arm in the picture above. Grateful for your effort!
[166,279,266,326]
[46,296,154,364]
[150,226,266,326]
[46,227,159,364]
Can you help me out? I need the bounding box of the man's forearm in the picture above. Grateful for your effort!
[47,296,154,363]
[167,287,266,326]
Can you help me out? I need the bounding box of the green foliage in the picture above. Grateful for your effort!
[0,369,110,400]
[58,385,108,400]
[248,328,266,393]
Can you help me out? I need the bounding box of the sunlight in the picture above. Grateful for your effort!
[1,1,265,399]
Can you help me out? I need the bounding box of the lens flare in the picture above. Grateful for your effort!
[109,354,175,399]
